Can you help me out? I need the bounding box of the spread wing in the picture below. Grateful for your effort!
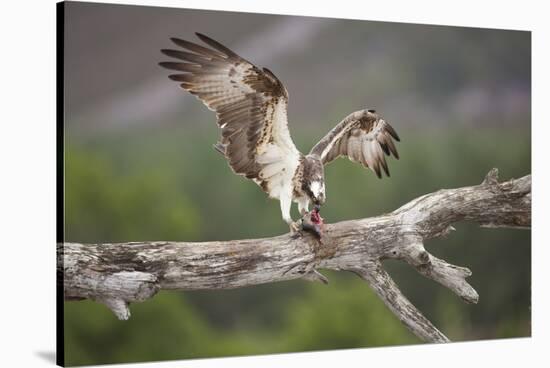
[309,110,400,178]
[159,33,301,195]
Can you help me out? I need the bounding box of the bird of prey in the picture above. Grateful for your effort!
[159,33,400,236]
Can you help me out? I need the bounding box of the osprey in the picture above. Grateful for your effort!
[160,33,400,236]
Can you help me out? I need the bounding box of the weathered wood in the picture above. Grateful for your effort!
[60,169,531,343]
[355,263,450,343]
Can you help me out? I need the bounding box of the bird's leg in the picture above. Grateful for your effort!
[287,218,303,239]
[298,198,310,217]
[281,194,301,235]
[288,220,301,234]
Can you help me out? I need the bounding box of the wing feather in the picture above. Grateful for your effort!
[310,110,400,178]
[160,33,300,196]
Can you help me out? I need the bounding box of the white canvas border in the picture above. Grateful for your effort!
[1,0,546,367]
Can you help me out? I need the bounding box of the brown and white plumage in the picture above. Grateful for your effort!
[310,109,400,178]
[159,33,300,197]
[159,33,400,232]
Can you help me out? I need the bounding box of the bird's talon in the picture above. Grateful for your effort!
[289,220,308,239]
[290,231,302,240]
[289,220,301,233]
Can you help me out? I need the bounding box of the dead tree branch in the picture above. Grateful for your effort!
[60,168,531,342]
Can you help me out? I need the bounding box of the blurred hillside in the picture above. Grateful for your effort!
[62,2,531,367]
[64,2,530,135]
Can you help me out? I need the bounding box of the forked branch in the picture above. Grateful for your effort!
[355,263,449,343]
[60,168,531,343]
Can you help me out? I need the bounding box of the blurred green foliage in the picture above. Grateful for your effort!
[65,144,199,242]
[63,122,530,366]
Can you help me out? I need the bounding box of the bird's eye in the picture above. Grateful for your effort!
[368,109,376,113]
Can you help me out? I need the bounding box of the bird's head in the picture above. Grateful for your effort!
[302,156,326,209]
[308,181,326,208]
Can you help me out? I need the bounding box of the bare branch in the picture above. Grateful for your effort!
[354,263,450,343]
[60,169,530,343]
[414,254,479,304]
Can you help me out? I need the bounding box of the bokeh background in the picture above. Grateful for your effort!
[62,2,531,366]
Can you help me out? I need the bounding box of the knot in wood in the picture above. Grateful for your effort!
[402,243,431,266]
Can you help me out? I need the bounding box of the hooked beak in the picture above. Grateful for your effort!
[314,204,321,212]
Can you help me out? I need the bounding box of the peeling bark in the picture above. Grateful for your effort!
[60,169,531,342]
